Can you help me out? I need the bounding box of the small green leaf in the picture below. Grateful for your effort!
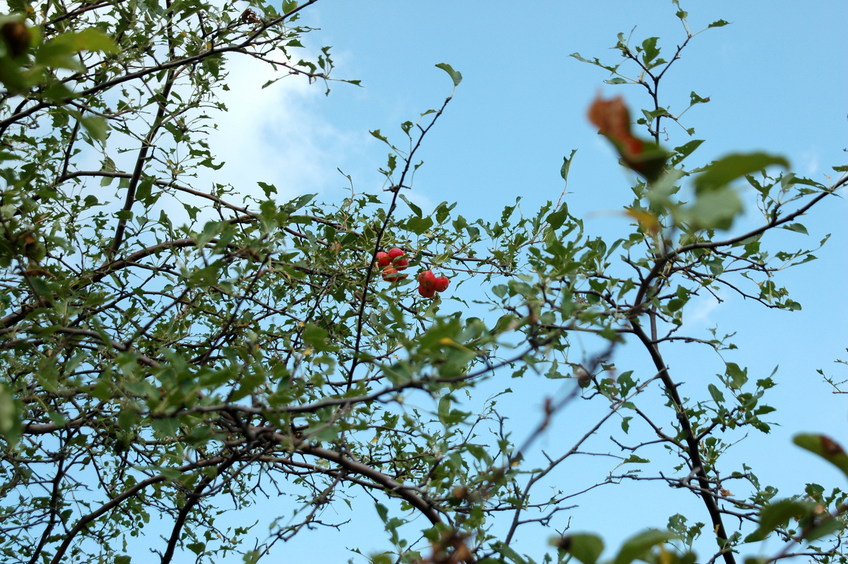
[257,181,277,197]
[399,194,422,217]
[374,502,389,523]
[694,152,789,194]
[561,149,577,181]
[708,19,730,28]
[187,542,205,555]
[0,384,21,445]
[689,91,710,105]
[435,62,462,87]
[406,216,434,235]
[370,129,389,143]
[547,206,569,230]
[708,383,725,404]
[640,37,660,66]
[781,223,808,235]
[725,362,748,389]
[671,139,704,166]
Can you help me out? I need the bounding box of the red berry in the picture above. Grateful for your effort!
[418,270,436,291]
[418,285,436,298]
[394,257,409,269]
[388,247,405,260]
[376,251,390,267]
[433,276,449,292]
[382,266,407,283]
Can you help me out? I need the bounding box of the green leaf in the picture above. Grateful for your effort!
[687,186,743,230]
[708,383,725,404]
[0,384,21,445]
[793,434,848,477]
[547,206,569,230]
[303,323,337,352]
[781,223,808,235]
[640,37,660,66]
[36,28,118,69]
[257,181,277,197]
[406,215,434,235]
[187,542,205,555]
[135,178,154,206]
[80,115,108,141]
[613,529,674,564]
[744,499,810,542]
[561,149,577,181]
[494,542,529,564]
[670,139,704,166]
[437,395,452,424]
[694,152,789,194]
[399,194,422,217]
[151,417,180,438]
[555,533,604,564]
[689,91,710,105]
[725,362,748,389]
[370,129,389,143]
[708,19,730,28]
[435,62,462,87]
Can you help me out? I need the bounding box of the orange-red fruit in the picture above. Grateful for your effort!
[433,276,449,292]
[376,251,390,267]
[388,247,405,260]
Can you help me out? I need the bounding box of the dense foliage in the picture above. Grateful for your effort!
[0,1,845,563]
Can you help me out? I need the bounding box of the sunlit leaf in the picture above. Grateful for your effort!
[793,434,848,477]
[435,62,462,86]
[694,152,789,194]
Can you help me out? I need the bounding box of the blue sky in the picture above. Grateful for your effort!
[196,1,848,561]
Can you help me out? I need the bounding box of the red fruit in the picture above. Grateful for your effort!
[388,247,405,260]
[418,270,436,291]
[418,285,436,298]
[394,257,409,269]
[376,251,390,267]
[381,266,407,283]
[433,276,449,292]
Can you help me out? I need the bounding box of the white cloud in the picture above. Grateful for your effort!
[687,290,724,327]
[799,149,820,177]
[205,54,356,201]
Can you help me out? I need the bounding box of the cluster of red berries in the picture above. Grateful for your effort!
[416,270,449,298]
[375,247,449,298]
[377,247,409,283]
